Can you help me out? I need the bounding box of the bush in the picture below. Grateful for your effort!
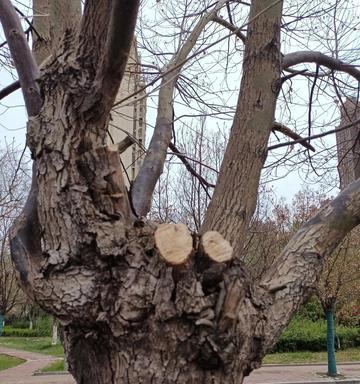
[34,317,52,337]
[4,315,30,329]
[297,297,324,322]
[273,317,360,352]
[2,316,52,337]
[3,327,42,337]
[337,303,360,327]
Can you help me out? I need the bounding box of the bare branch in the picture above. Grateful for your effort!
[0,81,20,101]
[132,0,229,216]
[213,15,246,43]
[114,0,283,108]
[169,142,215,188]
[269,117,360,151]
[96,0,140,106]
[117,135,136,155]
[0,0,42,116]
[282,51,360,81]
[273,122,315,152]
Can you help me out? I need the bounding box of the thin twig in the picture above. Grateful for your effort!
[268,117,360,151]
[169,142,215,188]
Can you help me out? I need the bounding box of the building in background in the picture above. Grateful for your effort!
[336,97,360,189]
[109,40,146,187]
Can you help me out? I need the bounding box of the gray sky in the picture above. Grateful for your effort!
[2,0,360,202]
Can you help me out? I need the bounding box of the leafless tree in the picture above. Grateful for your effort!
[0,143,29,320]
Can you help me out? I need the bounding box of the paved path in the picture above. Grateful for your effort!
[244,363,360,384]
[0,346,359,384]
[0,346,75,383]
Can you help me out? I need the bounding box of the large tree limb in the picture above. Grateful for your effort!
[260,179,360,350]
[132,0,228,216]
[282,51,360,81]
[0,0,42,116]
[201,0,284,255]
[32,0,81,65]
[95,0,140,108]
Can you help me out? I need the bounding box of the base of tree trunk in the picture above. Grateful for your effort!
[62,319,253,384]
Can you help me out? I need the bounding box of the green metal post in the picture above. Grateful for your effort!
[326,308,337,376]
[0,314,4,336]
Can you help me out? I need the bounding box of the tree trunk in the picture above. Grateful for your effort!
[5,1,360,383]
[62,312,257,384]
[51,317,58,346]
[326,307,337,376]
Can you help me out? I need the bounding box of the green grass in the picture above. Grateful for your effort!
[0,354,25,371]
[41,359,65,372]
[264,348,360,364]
[0,337,359,373]
[39,348,360,373]
[0,337,64,357]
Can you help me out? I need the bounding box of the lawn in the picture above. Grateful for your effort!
[39,347,360,372]
[0,337,359,372]
[0,354,25,371]
[263,348,360,364]
[0,337,64,357]
[41,359,65,372]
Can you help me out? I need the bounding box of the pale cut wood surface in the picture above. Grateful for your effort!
[201,231,233,262]
[155,223,193,265]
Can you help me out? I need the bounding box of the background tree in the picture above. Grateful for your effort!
[1,0,360,383]
[0,144,29,333]
[317,230,360,375]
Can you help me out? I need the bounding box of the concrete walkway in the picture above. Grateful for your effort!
[0,346,75,383]
[0,345,359,384]
[245,363,360,384]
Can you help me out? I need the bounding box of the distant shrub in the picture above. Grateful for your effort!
[297,297,324,322]
[273,318,360,352]
[3,327,41,337]
[337,303,360,327]
[2,316,52,337]
[34,317,52,337]
[4,315,30,329]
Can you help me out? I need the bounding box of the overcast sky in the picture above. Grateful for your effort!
[2,0,360,203]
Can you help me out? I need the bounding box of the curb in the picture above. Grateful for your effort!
[255,381,360,384]
[34,371,71,376]
[263,362,360,368]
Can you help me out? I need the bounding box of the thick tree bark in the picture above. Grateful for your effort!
[32,0,82,65]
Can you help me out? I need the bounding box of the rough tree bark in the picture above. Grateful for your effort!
[202,0,283,256]
[2,0,360,383]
